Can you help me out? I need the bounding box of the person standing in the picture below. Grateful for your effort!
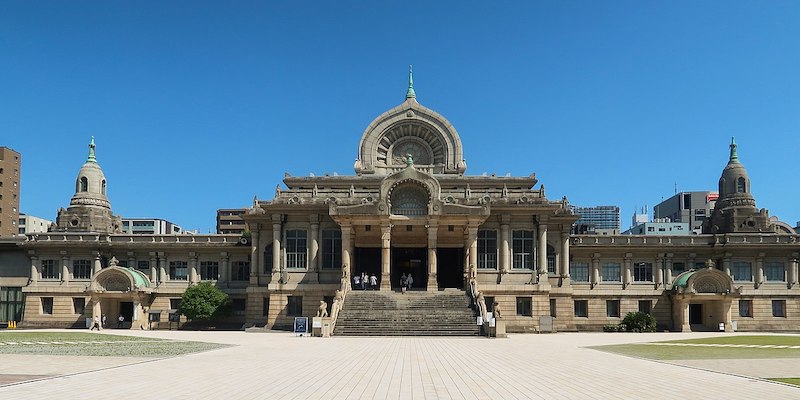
[353,274,361,290]
[370,273,378,290]
[406,273,414,291]
[361,272,368,290]
[117,315,124,329]
[102,314,107,328]
[400,273,407,294]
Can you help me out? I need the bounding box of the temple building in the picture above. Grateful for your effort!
[2,72,798,333]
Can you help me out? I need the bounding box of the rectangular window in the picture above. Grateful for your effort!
[170,298,182,310]
[512,230,534,270]
[41,297,53,315]
[264,244,273,273]
[772,300,786,317]
[672,262,686,275]
[169,261,188,281]
[232,261,250,281]
[262,297,269,317]
[137,260,150,271]
[321,230,342,270]
[41,259,58,280]
[232,299,246,316]
[477,230,498,269]
[633,262,653,282]
[606,300,620,317]
[739,300,752,317]
[287,296,303,317]
[0,287,24,322]
[601,262,621,282]
[200,261,219,280]
[731,261,752,282]
[549,298,557,318]
[286,230,308,269]
[73,259,92,279]
[73,298,86,314]
[547,249,556,275]
[484,296,494,313]
[516,297,532,316]
[574,300,588,318]
[638,300,651,315]
[764,262,785,282]
[571,262,589,282]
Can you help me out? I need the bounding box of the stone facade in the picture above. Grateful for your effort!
[2,78,799,333]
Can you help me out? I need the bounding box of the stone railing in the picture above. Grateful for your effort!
[571,233,800,247]
[27,233,240,245]
[329,270,351,335]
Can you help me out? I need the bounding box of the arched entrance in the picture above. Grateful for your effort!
[672,266,739,332]
[87,264,153,329]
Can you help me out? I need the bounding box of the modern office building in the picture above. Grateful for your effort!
[216,209,246,235]
[3,77,799,334]
[622,219,691,235]
[18,214,52,235]
[654,191,718,233]
[0,147,21,237]
[571,205,620,231]
[121,218,183,235]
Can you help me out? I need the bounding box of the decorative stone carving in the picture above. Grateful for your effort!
[316,301,329,318]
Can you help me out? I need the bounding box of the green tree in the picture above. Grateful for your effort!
[178,282,230,321]
[619,311,657,333]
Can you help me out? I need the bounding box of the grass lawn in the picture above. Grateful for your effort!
[768,378,800,387]
[0,332,229,357]
[591,335,800,360]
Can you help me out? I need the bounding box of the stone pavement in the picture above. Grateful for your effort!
[0,330,798,399]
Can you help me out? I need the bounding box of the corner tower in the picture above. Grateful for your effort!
[55,137,122,233]
[703,138,770,233]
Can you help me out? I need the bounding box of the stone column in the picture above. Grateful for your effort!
[309,215,319,283]
[722,299,734,332]
[723,253,732,277]
[755,253,764,289]
[92,251,102,275]
[380,224,392,290]
[271,215,282,283]
[500,215,511,275]
[427,223,438,291]
[189,252,198,284]
[158,252,168,284]
[149,252,158,284]
[560,231,570,286]
[92,295,102,330]
[680,300,691,332]
[789,253,799,289]
[340,222,352,281]
[466,225,478,283]
[622,253,632,289]
[537,219,550,288]
[665,255,673,287]
[220,252,230,285]
[61,251,70,284]
[127,252,136,274]
[28,251,39,283]
[655,255,664,289]
[591,254,600,289]
[250,227,260,284]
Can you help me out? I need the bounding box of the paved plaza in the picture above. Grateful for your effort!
[0,330,798,399]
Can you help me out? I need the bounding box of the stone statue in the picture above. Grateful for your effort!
[316,300,329,318]
[704,258,716,269]
[476,293,487,322]
[334,289,343,303]
[406,153,413,166]
[469,263,477,280]
[109,256,119,267]
[493,301,502,319]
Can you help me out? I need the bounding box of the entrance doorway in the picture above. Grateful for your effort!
[437,248,464,289]
[391,247,427,290]
[119,301,134,329]
[354,247,381,288]
[689,303,703,325]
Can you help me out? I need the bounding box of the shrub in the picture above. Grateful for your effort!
[619,311,657,333]
[178,282,230,321]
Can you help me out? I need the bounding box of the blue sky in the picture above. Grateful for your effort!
[3,2,799,232]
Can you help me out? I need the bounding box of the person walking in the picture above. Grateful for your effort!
[353,274,361,290]
[370,273,378,290]
[117,315,124,329]
[406,273,414,291]
[400,273,407,294]
[90,316,101,331]
[361,272,368,290]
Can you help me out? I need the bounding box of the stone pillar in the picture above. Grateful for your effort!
[380,224,392,290]
[537,220,549,288]
[427,224,438,291]
[250,227,260,284]
[127,252,136,274]
[680,300,691,332]
[28,251,39,283]
[500,215,511,275]
[789,253,799,289]
[149,252,158,284]
[591,254,600,289]
[189,252,198,284]
[92,295,102,330]
[220,252,230,285]
[655,255,664,289]
[665,255,673,287]
[340,222,352,281]
[722,299,734,332]
[271,215,282,283]
[723,254,732,277]
[158,252,167,284]
[622,254,632,289]
[92,251,102,275]
[755,253,764,289]
[309,215,319,284]
[466,225,478,283]
[61,251,70,284]
[560,231,570,286]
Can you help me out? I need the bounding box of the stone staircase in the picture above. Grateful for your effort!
[334,290,480,336]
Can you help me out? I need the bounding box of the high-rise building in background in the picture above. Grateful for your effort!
[217,208,246,234]
[121,218,183,235]
[654,191,717,233]
[0,147,21,237]
[17,214,52,235]
[571,205,620,232]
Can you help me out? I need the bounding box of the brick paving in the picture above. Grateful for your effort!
[0,330,798,399]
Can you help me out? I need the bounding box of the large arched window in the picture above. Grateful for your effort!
[80,177,88,192]
[390,182,428,216]
[737,177,746,193]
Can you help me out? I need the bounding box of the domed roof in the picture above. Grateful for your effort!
[70,137,112,209]
[354,67,467,176]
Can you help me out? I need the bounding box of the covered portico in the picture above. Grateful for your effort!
[672,266,739,332]
[86,262,153,329]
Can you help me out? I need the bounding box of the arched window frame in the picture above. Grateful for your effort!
[736,177,746,193]
[80,177,88,192]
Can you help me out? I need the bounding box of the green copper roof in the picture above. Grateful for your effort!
[405,65,416,100]
[672,270,697,289]
[728,136,739,164]
[129,268,151,288]
[87,136,97,163]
